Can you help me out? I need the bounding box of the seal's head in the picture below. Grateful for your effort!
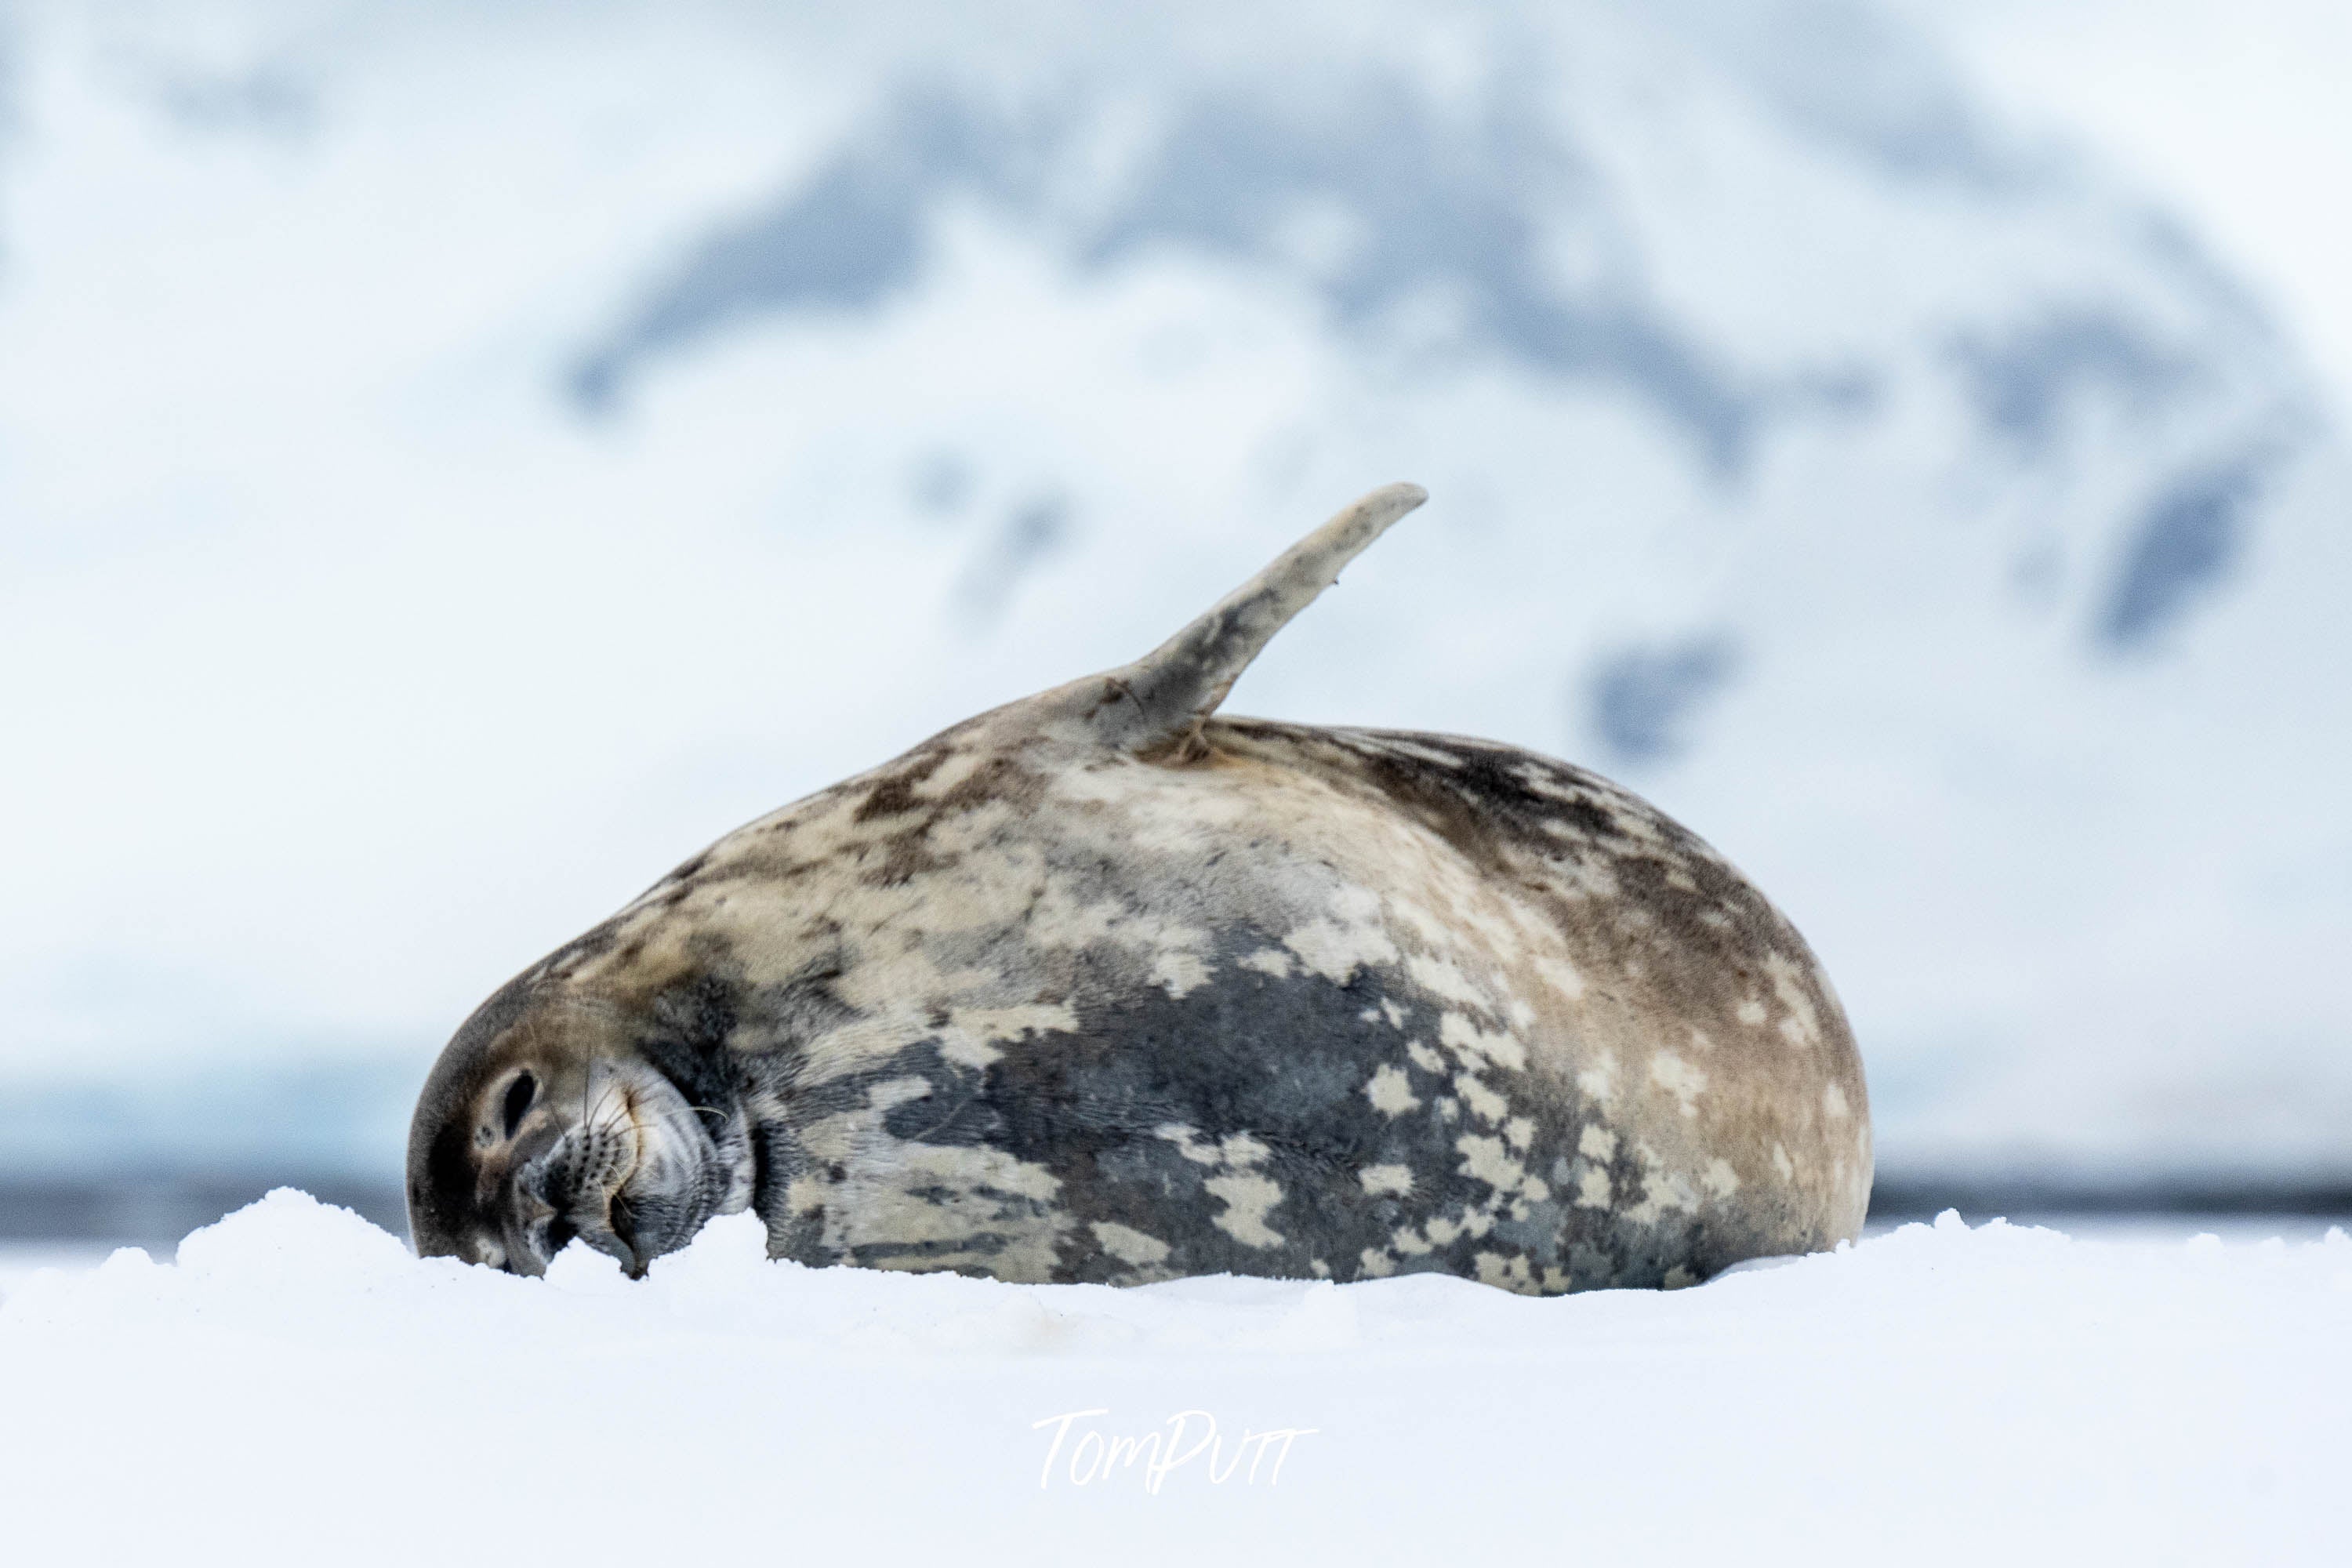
[405,978,753,1276]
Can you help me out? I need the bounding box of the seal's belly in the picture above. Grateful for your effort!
[747,724,1866,1294]
[782,948,1790,1291]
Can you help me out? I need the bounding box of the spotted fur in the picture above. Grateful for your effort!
[408,485,1871,1291]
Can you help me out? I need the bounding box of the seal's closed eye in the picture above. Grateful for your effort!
[500,1072,536,1139]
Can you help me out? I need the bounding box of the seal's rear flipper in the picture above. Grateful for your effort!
[1081,482,1427,760]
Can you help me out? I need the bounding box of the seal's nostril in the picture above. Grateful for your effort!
[501,1072,537,1139]
[545,1213,579,1257]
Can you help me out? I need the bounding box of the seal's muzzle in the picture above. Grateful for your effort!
[407,989,753,1276]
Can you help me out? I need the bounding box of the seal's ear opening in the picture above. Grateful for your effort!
[1083,481,1427,761]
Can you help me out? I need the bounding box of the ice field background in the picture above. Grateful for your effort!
[3,1,2349,1223]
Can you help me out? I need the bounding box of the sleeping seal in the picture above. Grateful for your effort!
[408,483,1871,1292]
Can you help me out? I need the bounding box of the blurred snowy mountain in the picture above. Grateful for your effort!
[1,0,2346,1197]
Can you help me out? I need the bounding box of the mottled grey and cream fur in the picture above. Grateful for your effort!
[408,483,1871,1292]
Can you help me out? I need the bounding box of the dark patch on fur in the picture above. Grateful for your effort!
[848,746,1054,888]
[637,974,746,1121]
[735,918,1798,1288]
[852,750,951,824]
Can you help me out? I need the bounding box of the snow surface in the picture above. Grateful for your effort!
[2,1190,2346,1564]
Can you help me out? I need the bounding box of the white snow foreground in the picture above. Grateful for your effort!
[2,1192,2345,1565]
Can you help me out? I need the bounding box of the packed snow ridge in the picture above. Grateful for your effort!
[2,1190,2346,1563]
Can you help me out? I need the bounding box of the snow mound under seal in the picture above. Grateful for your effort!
[2,1190,2346,1564]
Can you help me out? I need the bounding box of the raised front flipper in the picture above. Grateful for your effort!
[1069,482,1428,760]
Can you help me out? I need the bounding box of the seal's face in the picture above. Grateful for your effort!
[406,985,752,1276]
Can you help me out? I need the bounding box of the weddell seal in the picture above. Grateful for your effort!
[408,483,1871,1293]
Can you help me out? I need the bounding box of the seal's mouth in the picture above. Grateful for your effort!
[504,1057,752,1278]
